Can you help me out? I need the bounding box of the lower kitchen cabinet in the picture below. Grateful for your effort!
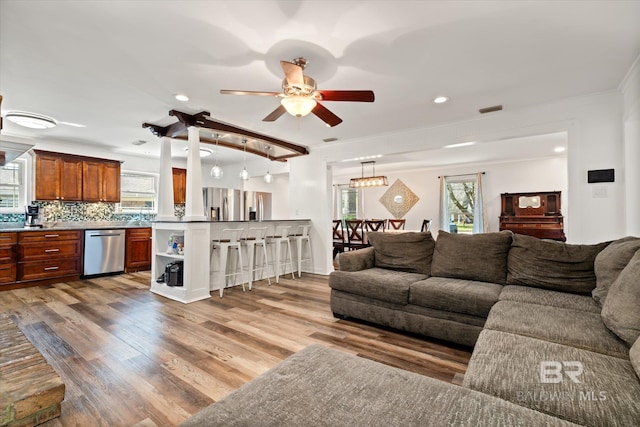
[17,230,82,285]
[125,228,152,272]
[0,233,17,285]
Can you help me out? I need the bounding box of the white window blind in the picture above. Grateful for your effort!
[119,172,157,212]
[0,161,24,209]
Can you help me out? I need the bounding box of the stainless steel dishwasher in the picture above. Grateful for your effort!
[83,229,125,277]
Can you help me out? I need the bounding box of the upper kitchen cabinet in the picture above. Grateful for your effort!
[172,168,186,204]
[83,159,121,202]
[34,150,83,201]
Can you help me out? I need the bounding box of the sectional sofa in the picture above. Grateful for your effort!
[180,231,640,426]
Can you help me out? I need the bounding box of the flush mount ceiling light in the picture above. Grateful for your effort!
[210,133,224,179]
[5,111,57,129]
[433,96,449,104]
[349,161,388,188]
[184,146,212,157]
[443,141,476,149]
[175,94,189,102]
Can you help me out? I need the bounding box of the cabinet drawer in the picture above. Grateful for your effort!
[19,230,82,243]
[0,245,16,262]
[18,258,80,281]
[0,233,18,244]
[18,241,81,261]
[127,228,152,238]
[0,263,17,284]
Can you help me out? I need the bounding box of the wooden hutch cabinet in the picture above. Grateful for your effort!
[499,191,566,241]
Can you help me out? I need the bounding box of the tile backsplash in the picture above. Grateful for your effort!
[0,201,186,223]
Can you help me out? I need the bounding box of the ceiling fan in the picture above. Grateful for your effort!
[220,57,374,127]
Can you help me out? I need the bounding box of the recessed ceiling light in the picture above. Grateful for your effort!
[5,111,57,129]
[443,141,476,149]
[433,96,449,104]
[554,146,566,153]
[175,94,189,102]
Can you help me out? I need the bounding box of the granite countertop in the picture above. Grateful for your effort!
[0,220,153,232]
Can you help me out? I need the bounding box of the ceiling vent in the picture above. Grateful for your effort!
[479,105,503,114]
[323,137,338,143]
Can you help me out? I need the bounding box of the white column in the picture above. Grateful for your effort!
[184,126,206,221]
[156,136,176,221]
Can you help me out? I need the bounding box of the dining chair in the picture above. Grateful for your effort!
[388,219,406,230]
[421,219,432,232]
[345,220,367,250]
[364,219,386,232]
[332,220,345,259]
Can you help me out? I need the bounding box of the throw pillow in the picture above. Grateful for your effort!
[366,231,435,275]
[593,237,640,306]
[507,234,609,294]
[601,249,640,346]
[430,230,513,284]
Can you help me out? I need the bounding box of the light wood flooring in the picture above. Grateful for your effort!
[0,272,471,426]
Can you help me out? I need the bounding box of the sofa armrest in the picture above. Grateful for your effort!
[339,247,375,271]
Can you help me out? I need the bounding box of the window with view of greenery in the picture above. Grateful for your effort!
[444,177,477,234]
[339,187,359,221]
[119,172,157,212]
[0,160,26,210]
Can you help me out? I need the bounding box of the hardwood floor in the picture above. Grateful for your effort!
[0,272,471,426]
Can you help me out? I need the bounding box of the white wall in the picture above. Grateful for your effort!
[621,56,640,237]
[334,156,568,236]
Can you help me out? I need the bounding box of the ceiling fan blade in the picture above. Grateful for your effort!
[220,90,281,97]
[280,60,304,87]
[312,103,343,127]
[262,105,287,122]
[317,90,375,102]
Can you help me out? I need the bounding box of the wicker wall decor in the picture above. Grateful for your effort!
[379,179,419,219]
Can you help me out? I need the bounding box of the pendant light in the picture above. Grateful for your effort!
[239,139,249,180]
[210,133,223,178]
[263,145,273,184]
[349,161,388,188]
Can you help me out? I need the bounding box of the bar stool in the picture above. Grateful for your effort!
[289,224,312,278]
[241,227,271,290]
[266,225,295,283]
[212,228,247,297]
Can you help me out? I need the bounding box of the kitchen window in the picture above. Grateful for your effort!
[119,171,157,213]
[0,159,27,212]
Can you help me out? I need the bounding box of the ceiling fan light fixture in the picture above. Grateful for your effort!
[281,96,317,117]
[5,111,57,129]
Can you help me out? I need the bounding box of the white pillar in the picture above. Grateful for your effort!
[156,136,176,221]
[184,126,206,221]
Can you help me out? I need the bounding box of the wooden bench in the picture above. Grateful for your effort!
[0,314,65,426]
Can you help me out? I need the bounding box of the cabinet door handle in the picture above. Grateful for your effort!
[44,234,60,238]
[45,248,60,253]
[44,266,59,271]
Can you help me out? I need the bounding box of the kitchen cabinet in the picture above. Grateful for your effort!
[125,227,152,272]
[0,233,17,285]
[34,151,83,201]
[17,230,82,283]
[83,159,121,202]
[172,168,187,204]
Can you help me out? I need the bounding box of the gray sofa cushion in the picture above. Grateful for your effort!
[410,277,502,318]
[464,329,640,427]
[507,233,609,294]
[601,249,640,346]
[431,231,513,285]
[485,301,628,358]
[329,268,427,305]
[337,246,375,272]
[181,344,577,427]
[593,237,640,306]
[366,231,435,275]
[499,285,601,313]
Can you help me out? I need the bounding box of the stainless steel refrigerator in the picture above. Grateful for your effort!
[203,187,242,221]
[244,191,272,221]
